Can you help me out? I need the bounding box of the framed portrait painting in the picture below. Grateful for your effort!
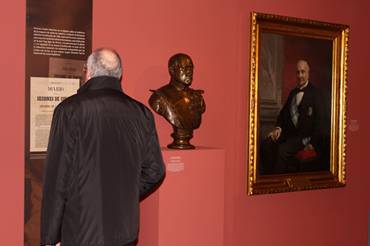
[247,12,349,195]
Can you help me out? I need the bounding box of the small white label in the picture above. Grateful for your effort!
[167,156,185,172]
[349,119,359,132]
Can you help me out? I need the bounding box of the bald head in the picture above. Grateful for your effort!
[296,59,310,87]
[297,60,310,70]
[86,48,122,81]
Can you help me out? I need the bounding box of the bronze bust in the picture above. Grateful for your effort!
[149,53,206,149]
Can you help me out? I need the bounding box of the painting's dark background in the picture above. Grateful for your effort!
[282,36,332,103]
[258,34,332,174]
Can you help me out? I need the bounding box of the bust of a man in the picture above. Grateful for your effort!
[149,53,206,149]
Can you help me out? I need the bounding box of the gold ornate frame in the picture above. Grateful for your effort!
[248,12,349,195]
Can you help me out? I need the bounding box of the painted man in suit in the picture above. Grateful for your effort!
[260,59,325,174]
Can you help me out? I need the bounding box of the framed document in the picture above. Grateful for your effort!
[30,77,79,152]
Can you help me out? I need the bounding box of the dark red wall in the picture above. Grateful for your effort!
[1,0,370,245]
[232,1,370,245]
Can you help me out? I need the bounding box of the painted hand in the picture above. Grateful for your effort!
[268,127,281,141]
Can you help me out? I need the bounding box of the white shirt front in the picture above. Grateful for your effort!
[295,81,309,106]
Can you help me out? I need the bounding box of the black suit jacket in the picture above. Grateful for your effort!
[40,76,165,246]
[276,82,324,149]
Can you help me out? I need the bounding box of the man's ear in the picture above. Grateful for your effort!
[83,70,91,84]
[169,65,175,76]
[86,70,91,81]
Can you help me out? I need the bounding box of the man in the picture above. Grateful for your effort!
[40,48,165,246]
[260,59,325,174]
[148,53,206,149]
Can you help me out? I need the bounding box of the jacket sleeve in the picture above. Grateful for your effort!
[40,104,76,245]
[140,110,166,201]
[276,92,293,131]
[310,90,325,149]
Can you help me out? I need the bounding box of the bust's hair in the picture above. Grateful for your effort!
[168,53,192,72]
[87,48,122,79]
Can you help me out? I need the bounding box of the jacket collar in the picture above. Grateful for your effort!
[294,81,312,93]
[297,81,309,90]
[78,76,122,94]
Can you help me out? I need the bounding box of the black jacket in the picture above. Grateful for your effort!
[276,82,324,149]
[40,76,165,246]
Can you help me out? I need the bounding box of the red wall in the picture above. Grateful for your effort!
[0,0,25,244]
[1,0,370,245]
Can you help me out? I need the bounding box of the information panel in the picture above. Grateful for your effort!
[25,0,92,245]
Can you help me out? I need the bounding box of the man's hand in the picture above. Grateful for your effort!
[304,144,315,150]
[268,127,281,141]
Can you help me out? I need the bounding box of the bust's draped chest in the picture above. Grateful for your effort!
[157,85,204,129]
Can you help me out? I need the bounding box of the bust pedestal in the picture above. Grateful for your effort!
[139,147,225,246]
[167,128,195,149]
